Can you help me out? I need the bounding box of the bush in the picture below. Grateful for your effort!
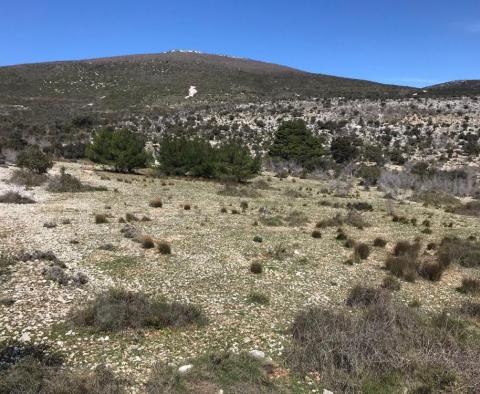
[287,291,480,393]
[330,135,360,163]
[457,277,480,294]
[253,236,263,243]
[70,288,206,331]
[354,243,370,260]
[437,236,480,268]
[140,235,155,249]
[95,214,108,224]
[418,261,445,281]
[386,240,421,281]
[459,302,480,318]
[316,211,369,229]
[16,145,53,173]
[86,128,148,172]
[149,198,163,208]
[250,262,263,274]
[346,285,389,307]
[347,201,373,211]
[157,136,260,182]
[311,230,322,239]
[157,241,171,255]
[373,237,387,247]
[47,167,107,193]
[269,119,326,171]
[9,169,47,186]
[0,191,35,204]
[381,275,401,291]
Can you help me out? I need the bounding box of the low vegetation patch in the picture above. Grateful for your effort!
[385,239,421,281]
[146,352,280,394]
[0,191,35,204]
[457,277,480,294]
[316,210,369,229]
[70,288,206,332]
[48,168,107,193]
[437,236,480,268]
[9,169,47,186]
[287,287,480,393]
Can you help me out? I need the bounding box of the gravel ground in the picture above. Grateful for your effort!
[1,161,479,392]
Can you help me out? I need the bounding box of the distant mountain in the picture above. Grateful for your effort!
[424,80,480,96]
[0,51,414,125]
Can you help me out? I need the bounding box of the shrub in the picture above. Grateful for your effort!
[457,277,480,294]
[9,169,47,186]
[86,128,148,172]
[347,201,373,211]
[149,198,163,208]
[386,240,421,281]
[459,302,480,318]
[269,119,326,171]
[437,236,480,268]
[284,210,309,227]
[336,228,348,240]
[418,261,445,281]
[330,135,360,163]
[220,207,227,213]
[373,237,387,247]
[311,230,322,239]
[316,211,369,229]
[125,212,139,222]
[381,275,401,291]
[70,288,206,331]
[157,136,260,181]
[346,285,389,307]
[16,145,53,173]
[48,168,107,193]
[0,191,35,204]
[95,214,108,224]
[449,200,480,217]
[157,241,171,255]
[184,204,191,210]
[253,236,263,243]
[240,201,248,210]
[247,292,270,305]
[217,184,261,198]
[250,262,263,274]
[140,235,155,249]
[354,243,370,260]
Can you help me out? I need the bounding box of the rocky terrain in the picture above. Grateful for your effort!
[1,161,480,392]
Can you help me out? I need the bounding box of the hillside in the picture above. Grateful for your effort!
[424,80,480,96]
[0,51,413,123]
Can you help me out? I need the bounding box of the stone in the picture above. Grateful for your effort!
[178,364,193,374]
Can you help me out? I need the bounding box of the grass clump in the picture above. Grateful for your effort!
[247,292,270,305]
[418,261,445,281]
[346,285,389,307]
[381,275,401,291]
[139,235,155,249]
[70,288,206,332]
[316,210,369,229]
[157,241,172,255]
[284,210,309,227]
[459,302,480,318]
[146,352,279,394]
[0,191,35,204]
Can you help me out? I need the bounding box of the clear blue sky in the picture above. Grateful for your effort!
[1,0,479,87]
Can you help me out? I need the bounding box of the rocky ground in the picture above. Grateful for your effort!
[1,161,479,392]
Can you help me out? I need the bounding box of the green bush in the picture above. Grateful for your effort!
[86,128,148,172]
[157,136,260,182]
[269,119,326,170]
[16,145,53,174]
[330,135,360,163]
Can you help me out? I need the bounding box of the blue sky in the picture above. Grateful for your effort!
[1,0,479,87]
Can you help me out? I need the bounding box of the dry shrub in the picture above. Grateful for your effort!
[149,198,163,208]
[157,241,171,255]
[287,290,480,393]
[125,213,139,222]
[9,169,47,186]
[284,210,309,227]
[354,243,370,260]
[95,214,108,224]
[457,277,480,294]
[418,261,445,282]
[459,302,480,318]
[449,200,480,217]
[373,237,387,247]
[437,236,480,268]
[385,240,421,281]
[381,275,401,291]
[0,191,35,204]
[346,285,389,307]
[250,261,263,274]
[47,168,106,193]
[140,235,155,249]
[70,288,206,331]
[311,230,322,239]
[316,210,369,229]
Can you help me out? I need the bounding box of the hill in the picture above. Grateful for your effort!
[424,80,480,96]
[0,51,413,124]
